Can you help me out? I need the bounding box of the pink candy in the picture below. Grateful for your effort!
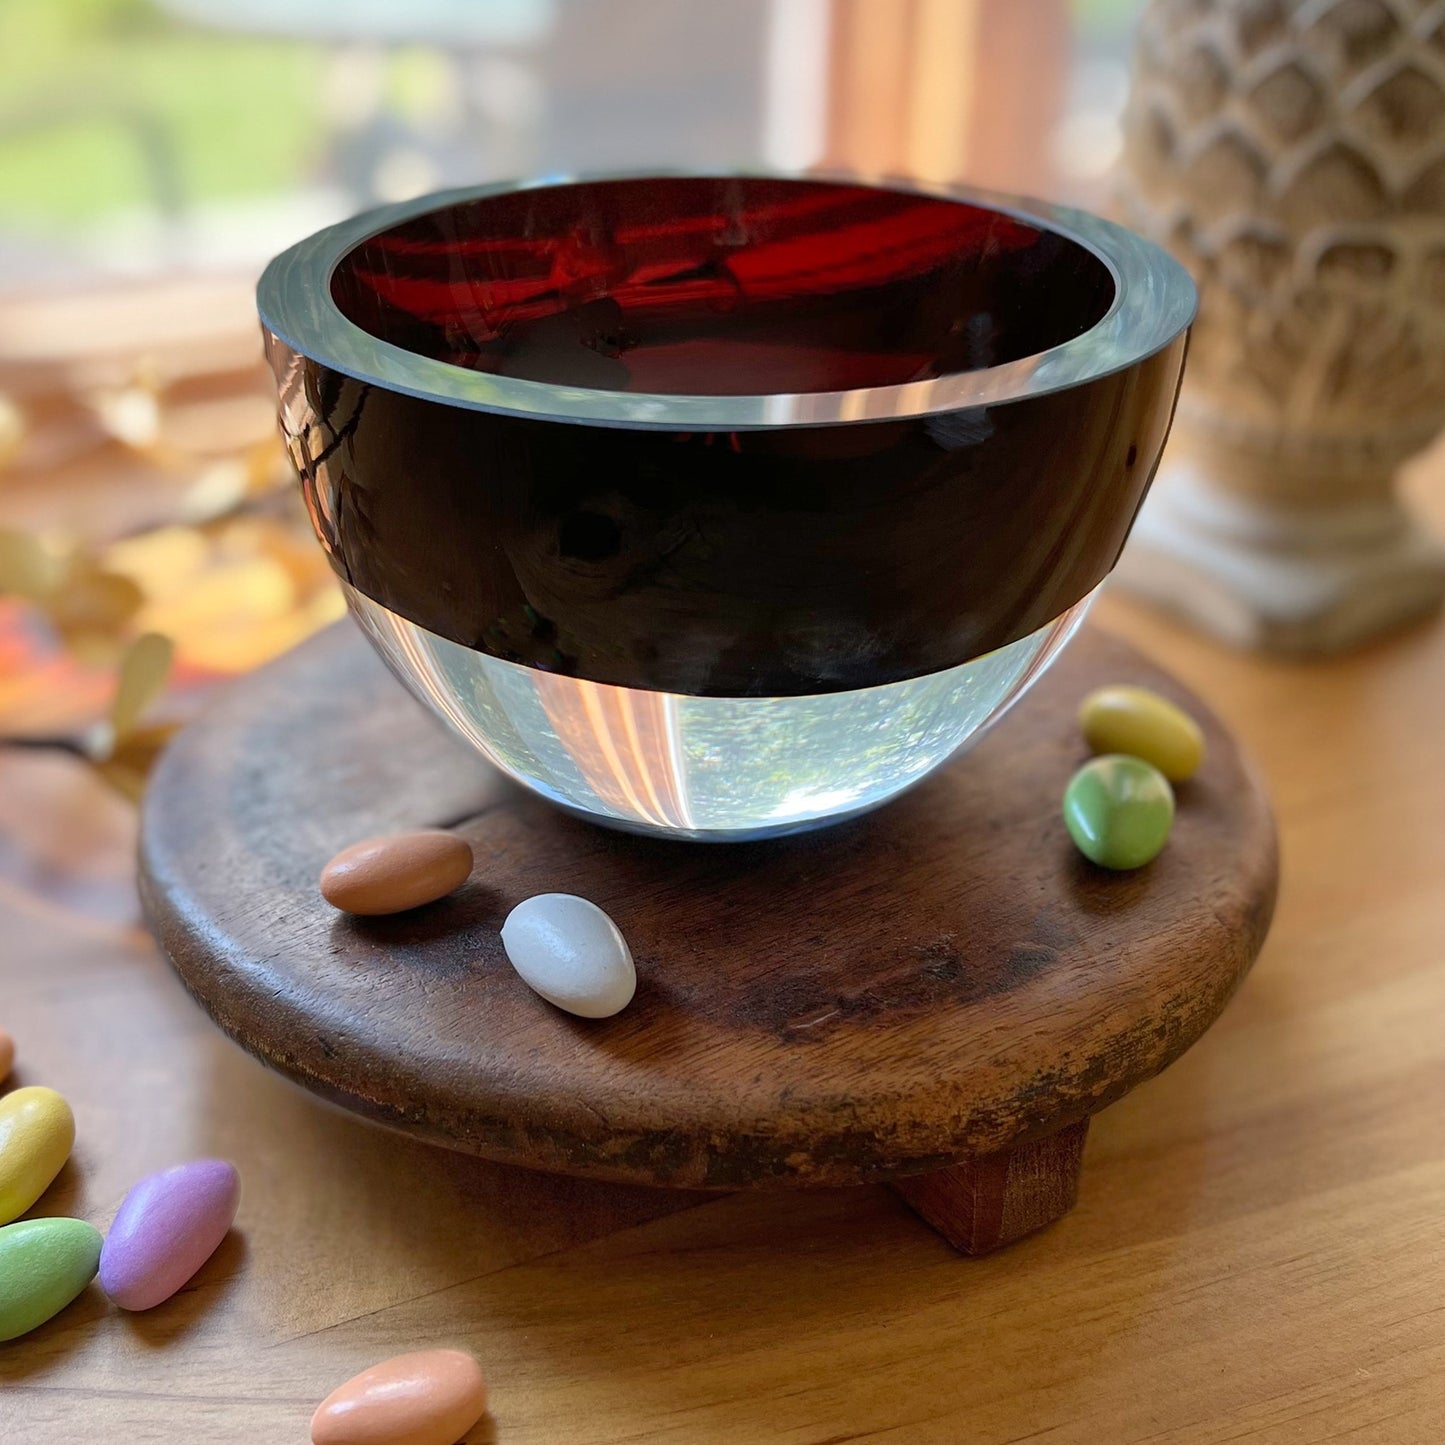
[99,1158,240,1311]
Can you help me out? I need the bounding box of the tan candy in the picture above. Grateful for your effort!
[320,831,472,916]
[310,1348,488,1445]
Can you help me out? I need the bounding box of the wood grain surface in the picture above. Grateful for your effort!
[6,279,1445,1442]
[137,624,1275,1191]
[7,568,1445,1441]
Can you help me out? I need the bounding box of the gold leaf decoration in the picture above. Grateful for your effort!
[0,393,25,471]
[0,529,60,598]
[1,326,340,801]
[108,632,174,743]
[92,721,180,802]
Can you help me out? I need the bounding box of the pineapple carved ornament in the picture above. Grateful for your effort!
[1115,0,1445,652]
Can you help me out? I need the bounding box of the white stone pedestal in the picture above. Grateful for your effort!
[1115,462,1445,655]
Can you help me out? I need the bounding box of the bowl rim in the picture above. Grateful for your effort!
[256,168,1196,432]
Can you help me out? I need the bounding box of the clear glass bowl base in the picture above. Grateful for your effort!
[346,583,1096,841]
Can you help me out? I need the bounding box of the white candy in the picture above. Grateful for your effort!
[500,894,637,1018]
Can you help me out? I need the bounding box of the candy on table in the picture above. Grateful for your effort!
[0,1217,103,1342]
[320,830,473,916]
[0,1086,75,1226]
[1078,684,1205,782]
[0,1028,12,1082]
[1063,755,1176,871]
[501,893,637,1019]
[99,1158,241,1311]
[310,1348,489,1445]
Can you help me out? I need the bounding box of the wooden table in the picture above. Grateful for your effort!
[5,392,1445,1441]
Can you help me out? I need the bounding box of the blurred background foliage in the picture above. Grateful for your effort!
[0,0,1146,285]
[0,0,321,226]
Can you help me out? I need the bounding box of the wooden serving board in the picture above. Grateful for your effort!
[139,622,1276,1254]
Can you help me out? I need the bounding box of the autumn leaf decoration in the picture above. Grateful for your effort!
[0,527,177,796]
[88,632,178,801]
[0,361,343,797]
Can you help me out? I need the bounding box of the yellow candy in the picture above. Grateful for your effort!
[1079,685,1205,783]
[0,1087,75,1225]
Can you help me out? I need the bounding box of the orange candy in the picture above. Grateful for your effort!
[319,831,472,916]
[0,1029,12,1081]
[310,1349,488,1445]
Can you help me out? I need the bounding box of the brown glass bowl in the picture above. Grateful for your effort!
[259,172,1194,839]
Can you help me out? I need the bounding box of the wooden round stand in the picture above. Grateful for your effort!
[139,624,1276,1255]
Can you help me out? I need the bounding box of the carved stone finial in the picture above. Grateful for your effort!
[1114,0,1445,652]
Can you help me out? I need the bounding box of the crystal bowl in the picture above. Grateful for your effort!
[258,173,1194,840]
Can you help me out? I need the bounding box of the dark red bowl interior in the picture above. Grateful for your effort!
[330,176,1116,397]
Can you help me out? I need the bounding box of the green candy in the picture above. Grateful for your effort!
[0,1217,102,1342]
[1063,754,1175,871]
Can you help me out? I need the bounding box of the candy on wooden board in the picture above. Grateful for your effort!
[1063,754,1175,871]
[320,830,473,916]
[1079,684,1204,782]
[500,893,637,1019]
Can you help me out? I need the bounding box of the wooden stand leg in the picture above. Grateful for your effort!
[892,1119,1090,1256]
